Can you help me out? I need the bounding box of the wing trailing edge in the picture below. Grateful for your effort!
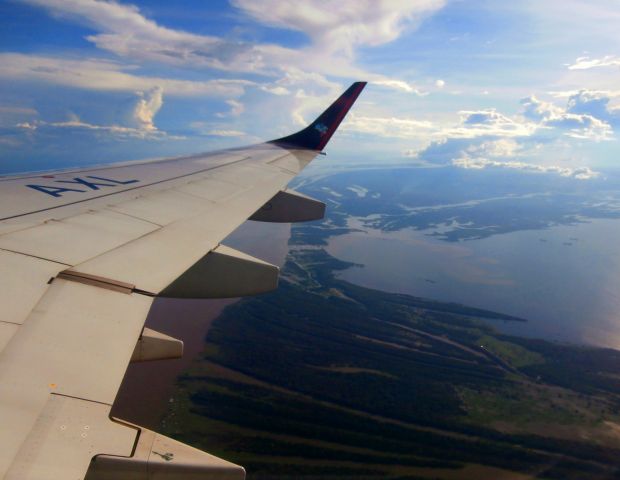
[269,81,366,151]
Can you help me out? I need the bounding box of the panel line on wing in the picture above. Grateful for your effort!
[0,156,252,222]
[0,248,72,266]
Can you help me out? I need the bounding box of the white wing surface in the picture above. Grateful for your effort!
[0,82,366,479]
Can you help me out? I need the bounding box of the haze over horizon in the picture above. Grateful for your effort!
[2,0,620,177]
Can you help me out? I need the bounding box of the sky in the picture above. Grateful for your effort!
[1,0,620,177]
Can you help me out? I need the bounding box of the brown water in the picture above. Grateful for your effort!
[111,221,291,429]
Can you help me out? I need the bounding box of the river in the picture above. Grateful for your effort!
[326,216,620,348]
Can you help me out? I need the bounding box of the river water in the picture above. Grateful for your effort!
[326,216,620,348]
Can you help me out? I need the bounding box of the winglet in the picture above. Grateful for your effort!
[269,81,367,151]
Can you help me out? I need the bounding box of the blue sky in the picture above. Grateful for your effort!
[1,0,620,177]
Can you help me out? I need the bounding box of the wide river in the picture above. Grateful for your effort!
[326,216,620,348]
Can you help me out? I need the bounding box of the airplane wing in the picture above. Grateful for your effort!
[0,82,366,479]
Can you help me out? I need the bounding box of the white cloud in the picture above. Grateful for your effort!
[521,95,563,121]
[133,87,163,131]
[452,156,600,180]
[373,78,425,95]
[228,99,244,116]
[568,55,620,70]
[435,79,445,88]
[409,136,600,180]
[260,85,291,96]
[521,92,614,141]
[343,109,538,142]
[566,90,620,126]
[232,0,446,56]
[342,113,435,138]
[22,0,445,84]
[207,129,246,137]
[17,116,174,139]
[454,110,538,138]
[14,88,173,139]
[0,53,250,97]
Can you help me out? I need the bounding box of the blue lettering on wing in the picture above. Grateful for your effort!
[27,176,140,197]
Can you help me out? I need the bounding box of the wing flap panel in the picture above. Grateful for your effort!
[131,328,183,362]
[5,395,138,480]
[0,280,152,477]
[69,170,294,294]
[86,425,245,480]
[107,190,214,227]
[160,244,278,299]
[249,189,325,223]
[0,250,64,325]
[0,209,159,266]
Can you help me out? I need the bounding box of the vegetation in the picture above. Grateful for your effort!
[162,246,620,479]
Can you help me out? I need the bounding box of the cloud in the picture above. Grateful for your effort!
[14,88,173,140]
[17,116,173,139]
[410,137,600,180]
[520,95,563,121]
[568,55,620,70]
[565,90,620,126]
[132,87,163,131]
[232,0,446,56]
[260,85,291,96]
[452,156,600,180]
[344,109,538,141]
[397,87,616,179]
[521,92,614,141]
[206,129,246,137]
[435,79,445,89]
[217,99,245,118]
[373,78,425,95]
[22,0,445,85]
[0,53,250,97]
[342,113,435,138]
[454,110,538,138]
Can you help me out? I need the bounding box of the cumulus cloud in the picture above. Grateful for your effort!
[454,110,537,138]
[216,99,244,118]
[343,109,537,141]
[565,90,620,126]
[521,92,614,141]
[520,95,563,121]
[15,89,174,139]
[133,87,163,131]
[409,137,600,180]
[568,55,620,70]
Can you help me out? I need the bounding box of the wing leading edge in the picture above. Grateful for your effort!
[0,82,366,480]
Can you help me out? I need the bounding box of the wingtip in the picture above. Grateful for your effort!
[269,81,367,151]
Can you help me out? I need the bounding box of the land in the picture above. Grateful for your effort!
[157,168,620,478]
[161,246,620,479]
